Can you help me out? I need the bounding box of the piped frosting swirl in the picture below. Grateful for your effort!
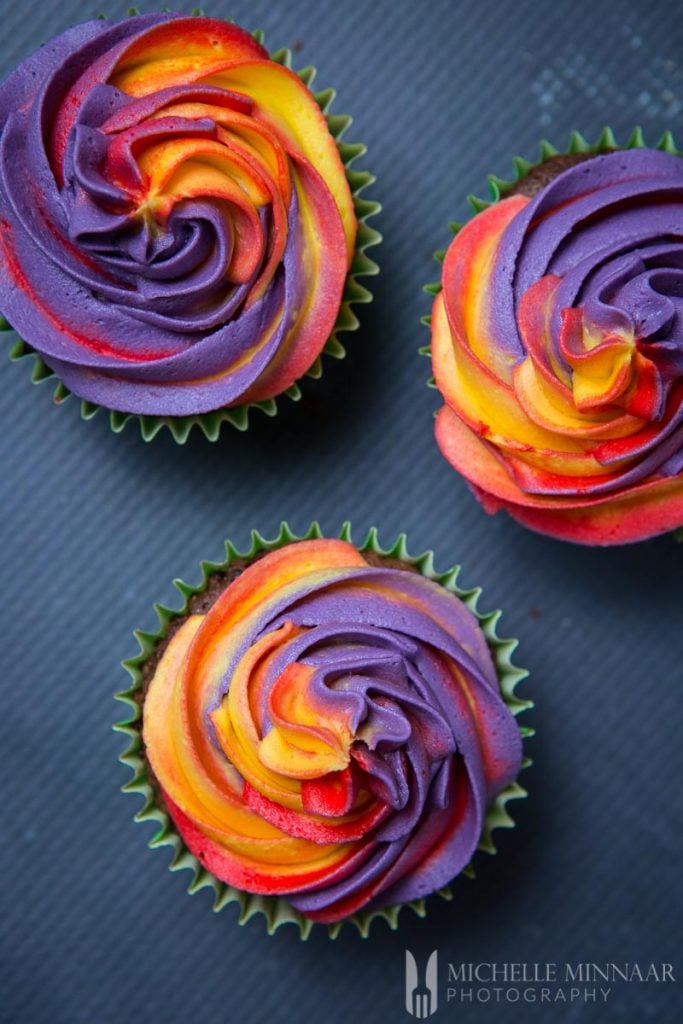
[432,147,683,544]
[142,539,523,923]
[0,14,356,415]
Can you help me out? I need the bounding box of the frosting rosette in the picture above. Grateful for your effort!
[0,12,371,431]
[431,136,683,544]
[117,526,528,934]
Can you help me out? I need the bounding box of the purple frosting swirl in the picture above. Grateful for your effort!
[142,538,525,923]
[0,14,353,415]
[432,146,683,544]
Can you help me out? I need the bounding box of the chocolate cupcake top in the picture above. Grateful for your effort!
[141,538,523,924]
[431,145,683,544]
[0,13,356,415]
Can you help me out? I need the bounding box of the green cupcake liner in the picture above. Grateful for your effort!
[114,521,533,939]
[1,10,381,443]
[420,124,681,359]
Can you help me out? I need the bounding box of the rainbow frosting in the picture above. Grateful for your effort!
[431,147,683,544]
[142,538,522,923]
[0,13,356,415]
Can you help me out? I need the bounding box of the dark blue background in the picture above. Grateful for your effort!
[0,1,681,1022]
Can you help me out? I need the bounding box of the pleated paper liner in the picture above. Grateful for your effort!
[114,522,533,939]
[1,9,381,442]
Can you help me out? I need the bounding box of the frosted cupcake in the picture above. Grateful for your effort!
[116,525,531,936]
[429,130,683,544]
[0,12,379,440]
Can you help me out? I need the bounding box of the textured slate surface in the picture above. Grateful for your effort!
[0,1,681,1022]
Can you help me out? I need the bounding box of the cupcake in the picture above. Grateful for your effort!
[116,524,531,937]
[0,12,379,441]
[428,129,683,544]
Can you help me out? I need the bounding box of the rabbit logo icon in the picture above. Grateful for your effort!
[405,950,438,1018]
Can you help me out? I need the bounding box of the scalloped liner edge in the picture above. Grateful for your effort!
[0,13,382,443]
[114,522,533,940]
